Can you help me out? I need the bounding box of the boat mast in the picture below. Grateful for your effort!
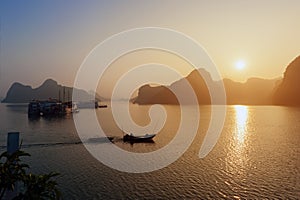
[63,87,65,103]
[68,89,70,102]
[58,89,61,102]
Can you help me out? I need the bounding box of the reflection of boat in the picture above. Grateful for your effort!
[123,133,156,142]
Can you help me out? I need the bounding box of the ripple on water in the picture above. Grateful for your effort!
[1,105,299,199]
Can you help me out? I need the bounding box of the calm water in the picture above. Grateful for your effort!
[0,103,299,199]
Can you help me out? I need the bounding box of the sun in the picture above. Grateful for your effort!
[235,60,246,70]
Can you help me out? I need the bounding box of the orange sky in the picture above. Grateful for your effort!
[1,1,300,97]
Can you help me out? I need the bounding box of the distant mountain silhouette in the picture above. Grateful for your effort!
[134,69,279,105]
[223,77,279,105]
[133,84,179,105]
[171,69,212,104]
[134,69,209,104]
[4,55,299,105]
[1,79,103,103]
[273,56,300,105]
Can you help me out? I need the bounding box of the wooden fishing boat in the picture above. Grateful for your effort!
[123,133,156,142]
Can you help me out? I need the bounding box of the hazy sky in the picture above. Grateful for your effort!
[1,0,300,97]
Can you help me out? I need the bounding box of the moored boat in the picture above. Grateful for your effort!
[39,100,65,116]
[98,104,108,108]
[28,99,79,117]
[123,133,156,142]
[28,100,40,117]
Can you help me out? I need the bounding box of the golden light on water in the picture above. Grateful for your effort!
[234,105,249,145]
[225,105,250,180]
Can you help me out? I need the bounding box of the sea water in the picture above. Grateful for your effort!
[0,103,299,199]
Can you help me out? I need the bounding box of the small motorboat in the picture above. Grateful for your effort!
[123,133,156,142]
[99,105,108,108]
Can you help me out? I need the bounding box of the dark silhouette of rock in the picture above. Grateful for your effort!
[134,84,178,105]
[1,79,100,103]
[134,69,212,105]
[224,77,278,105]
[134,68,279,105]
[171,69,212,104]
[273,56,300,105]
[2,82,34,103]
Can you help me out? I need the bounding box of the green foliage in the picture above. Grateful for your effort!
[0,150,61,200]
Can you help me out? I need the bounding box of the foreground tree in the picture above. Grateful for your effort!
[0,150,60,200]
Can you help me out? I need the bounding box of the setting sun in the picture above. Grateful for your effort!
[235,60,246,70]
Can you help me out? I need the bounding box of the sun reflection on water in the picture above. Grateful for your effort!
[234,105,249,145]
[224,105,250,180]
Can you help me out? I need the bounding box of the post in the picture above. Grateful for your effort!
[5,132,20,199]
[7,132,20,154]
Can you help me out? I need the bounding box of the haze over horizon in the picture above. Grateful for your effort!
[1,1,300,98]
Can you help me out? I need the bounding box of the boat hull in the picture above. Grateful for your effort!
[123,134,156,142]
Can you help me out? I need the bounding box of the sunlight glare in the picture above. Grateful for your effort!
[235,60,246,70]
[234,105,248,144]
